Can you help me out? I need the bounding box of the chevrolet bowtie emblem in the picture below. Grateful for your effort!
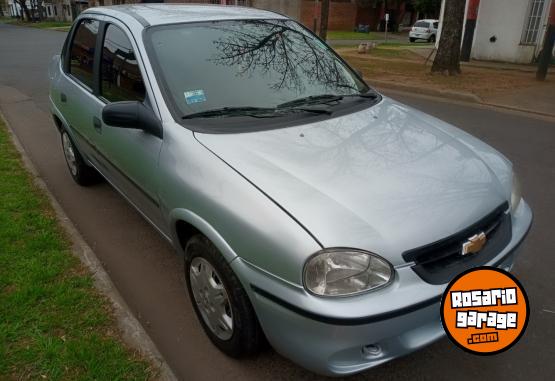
[461,232,487,256]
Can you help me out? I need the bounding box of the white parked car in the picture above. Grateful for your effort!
[409,19,439,43]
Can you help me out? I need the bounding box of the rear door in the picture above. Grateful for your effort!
[57,17,103,162]
[92,20,166,235]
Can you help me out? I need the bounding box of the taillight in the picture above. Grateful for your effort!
[427,29,431,33]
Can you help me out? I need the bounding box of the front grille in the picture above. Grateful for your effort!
[402,202,511,285]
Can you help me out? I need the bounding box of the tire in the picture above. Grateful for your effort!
[409,37,416,43]
[429,35,436,43]
[184,234,263,357]
[60,130,101,186]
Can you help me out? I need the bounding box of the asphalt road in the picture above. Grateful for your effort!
[0,24,553,381]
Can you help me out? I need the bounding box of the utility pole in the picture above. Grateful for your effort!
[461,0,481,62]
[385,13,389,43]
[537,0,555,81]
[319,0,330,40]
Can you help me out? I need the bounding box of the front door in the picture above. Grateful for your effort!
[92,21,166,235]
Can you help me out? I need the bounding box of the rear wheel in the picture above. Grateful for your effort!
[61,130,100,186]
[409,37,416,43]
[184,234,263,357]
[428,34,436,43]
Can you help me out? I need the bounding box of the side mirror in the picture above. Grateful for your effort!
[102,101,162,138]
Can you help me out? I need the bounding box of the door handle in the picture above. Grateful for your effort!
[60,93,67,103]
[93,116,102,133]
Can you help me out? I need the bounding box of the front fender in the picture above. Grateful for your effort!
[169,208,238,262]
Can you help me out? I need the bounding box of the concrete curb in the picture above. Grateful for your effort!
[0,112,177,381]
[370,80,555,120]
[479,101,555,120]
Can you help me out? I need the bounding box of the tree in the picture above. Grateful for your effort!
[413,0,441,18]
[537,0,555,80]
[431,0,465,75]
[319,0,330,40]
[209,20,358,93]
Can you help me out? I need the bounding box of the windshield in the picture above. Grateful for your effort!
[145,19,370,120]
[414,21,429,28]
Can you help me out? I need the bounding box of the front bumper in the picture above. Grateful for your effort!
[231,200,532,376]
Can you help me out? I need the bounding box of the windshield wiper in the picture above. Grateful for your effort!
[278,107,332,115]
[182,106,277,119]
[183,105,332,120]
[277,94,344,109]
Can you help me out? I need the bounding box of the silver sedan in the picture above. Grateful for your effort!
[48,4,532,376]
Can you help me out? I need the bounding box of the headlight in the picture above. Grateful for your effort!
[303,248,393,297]
[510,173,522,214]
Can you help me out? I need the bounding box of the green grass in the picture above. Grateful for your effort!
[327,30,384,40]
[338,45,422,60]
[379,42,434,48]
[0,17,71,31]
[0,120,153,380]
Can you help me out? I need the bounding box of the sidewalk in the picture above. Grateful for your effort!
[483,84,555,116]
[337,46,555,118]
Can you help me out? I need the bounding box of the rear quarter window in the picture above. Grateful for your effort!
[69,19,100,89]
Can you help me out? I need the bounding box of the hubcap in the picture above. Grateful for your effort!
[189,257,233,340]
[62,133,78,176]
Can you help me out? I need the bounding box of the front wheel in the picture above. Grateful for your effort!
[184,235,263,357]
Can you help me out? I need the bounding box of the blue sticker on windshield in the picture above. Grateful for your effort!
[184,89,206,105]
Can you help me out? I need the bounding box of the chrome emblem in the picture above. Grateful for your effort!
[461,232,487,256]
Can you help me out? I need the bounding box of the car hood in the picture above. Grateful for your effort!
[195,97,512,266]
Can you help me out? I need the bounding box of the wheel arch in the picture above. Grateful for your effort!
[52,114,64,132]
[170,208,238,263]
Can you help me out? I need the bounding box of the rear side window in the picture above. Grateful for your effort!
[69,19,100,89]
[433,22,439,29]
[100,24,146,102]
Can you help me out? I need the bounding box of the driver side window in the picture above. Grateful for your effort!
[100,24,146,103]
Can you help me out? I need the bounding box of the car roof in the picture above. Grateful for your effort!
[416,19,438,23]
[84,4,288,27]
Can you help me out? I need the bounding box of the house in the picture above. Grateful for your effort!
[6,0,71,20]
[439,0,554,64]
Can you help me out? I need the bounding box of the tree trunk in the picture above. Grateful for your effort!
[431,0,465,75]
[537,0,555,80]
[319,0,330,41]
